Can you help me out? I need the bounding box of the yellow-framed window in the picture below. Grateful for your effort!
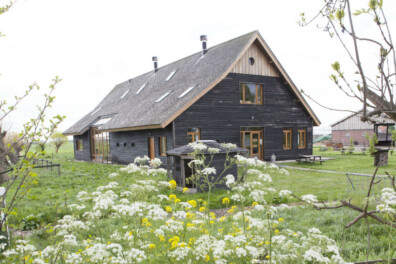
[283,128,292,150]
[159,137,167,156]
[298,128,306,149]
[239,83,263,104]
[187,128,201,143]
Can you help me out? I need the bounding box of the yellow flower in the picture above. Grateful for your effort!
[199,206,206,213]
[266,255,270,259]
[265,241,269,245]
[274,229,279,234]
[219,216,226,222]
[169,194,177,201]
[210,212,216,219]
[107,241,111,245]
[165,206,172,213]
[189,237,195,245]
[188,200,197,208]
[149,244,155,249]
[182,187,189,193]
[169,180,177,189]
[278,218,284,222]
[205,254,210,262]
[159,236,165,242]
[128,231,133,236]
[252,202,258,207]
[186,212,195,220]
[142,218,152,227]
[174,198,181,204]
[222,197,230,204]
[180,242,186,247]
[169,236,180,244]
[187,222,195,228]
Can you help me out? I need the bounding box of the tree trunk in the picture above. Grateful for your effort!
[0,128,10,184]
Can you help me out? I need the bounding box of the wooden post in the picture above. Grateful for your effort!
[180,158,185,188]
[166,155,171,179]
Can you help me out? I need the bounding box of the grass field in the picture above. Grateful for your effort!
[2,142,395,262]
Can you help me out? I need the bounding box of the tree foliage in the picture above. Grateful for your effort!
[50,131,67,153]
[300,0,396,122]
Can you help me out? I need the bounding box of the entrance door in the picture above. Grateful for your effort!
[148,137,155,160]
[240,128,263,159]
[91,127,110,162]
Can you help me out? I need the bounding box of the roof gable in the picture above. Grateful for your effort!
[64,31,320,135]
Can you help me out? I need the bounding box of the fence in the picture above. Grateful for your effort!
[0,159,61,177]
[346,172,392,196]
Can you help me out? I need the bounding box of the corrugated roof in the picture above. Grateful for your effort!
[64,31,320,135]
[331,111,395,128]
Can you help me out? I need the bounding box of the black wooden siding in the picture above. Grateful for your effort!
[174,73,313,160]
[109,126,173,164]
[74,131,91,161]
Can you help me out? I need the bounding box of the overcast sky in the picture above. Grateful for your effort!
[1,0,395,134]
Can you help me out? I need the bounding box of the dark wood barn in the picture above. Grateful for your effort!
[64,31,320,164]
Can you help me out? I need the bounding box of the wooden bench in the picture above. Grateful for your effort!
[296,155,325,165]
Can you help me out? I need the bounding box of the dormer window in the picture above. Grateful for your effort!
[94,117,112,126]
[165,70,177,81]
[240,83,262,104]
[156,91,171,102]
[120,90,130,99]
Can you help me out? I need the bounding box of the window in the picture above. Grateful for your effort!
[187,128,200,143]
[159,137,167,156]
[178,86,196,98]
[76,140,83,151]
[94,117,112,126]
[90,107,102,116]
[156,91,171,102]
[136,82,147,94]
[165,70,177,81]
[120,90,130,98]
[283,128,292,150]
[240,83,262,104]
[240,127,263,160]
[298,128,306,149]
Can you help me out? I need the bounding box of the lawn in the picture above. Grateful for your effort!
[283,146,396,175]
[1,142,394,262]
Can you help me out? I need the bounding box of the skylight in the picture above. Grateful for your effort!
[120,90,130,99]
[178,86,196,98]
[136,82,147,94]
[94,117,112,125]
[90,107,102,116]
[156,91,172,102]
[165,70,177,81]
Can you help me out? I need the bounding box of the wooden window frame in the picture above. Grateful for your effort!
[283,128,292,150]
[90,127,110,162]
[158,137,167,156]
[240,127,263,160]
[298,128,307,149]
[187,128,201,143]
[76,139,83,151]
[239,83,263,105]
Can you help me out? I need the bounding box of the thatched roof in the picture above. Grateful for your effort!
[64,31,320,136]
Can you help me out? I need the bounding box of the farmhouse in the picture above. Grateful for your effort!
[331,111,395,146]
[64,31,320,164]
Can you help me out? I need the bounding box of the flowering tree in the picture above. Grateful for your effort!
[300,0,396,122]
[0,2,65,233]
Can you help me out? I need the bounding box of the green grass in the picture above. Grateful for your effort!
[3,142,395,262]
[282,147,396,175]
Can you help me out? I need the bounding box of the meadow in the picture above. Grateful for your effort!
[1,142,394,263]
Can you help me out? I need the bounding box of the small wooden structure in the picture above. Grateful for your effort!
[166,141,246,192]
[373,148,389,166]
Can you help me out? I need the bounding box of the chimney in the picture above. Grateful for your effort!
[200,35,208,55]
[152,56,158,73]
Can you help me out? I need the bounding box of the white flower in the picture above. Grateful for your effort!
[208,147,220,154]
[221,143,237,150]
[202,167,216,175]
[188,142,207,152]
[225,174,235,187]
[109,172,119,178]
[149,158,162,168]
[258,173,272,182]
[279,190,292,198]
[301,194,318,204]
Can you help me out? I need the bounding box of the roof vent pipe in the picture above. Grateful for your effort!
[152,56,158,73]
[200,35,208,55]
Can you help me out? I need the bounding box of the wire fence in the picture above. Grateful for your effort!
[346,172,392,196]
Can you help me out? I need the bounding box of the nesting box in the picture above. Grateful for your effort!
[373,148,389,166]
[166,141,247,192]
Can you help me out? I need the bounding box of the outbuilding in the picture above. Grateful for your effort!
[166,141,246,192]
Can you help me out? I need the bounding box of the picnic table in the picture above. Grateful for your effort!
[296,155,325,165]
